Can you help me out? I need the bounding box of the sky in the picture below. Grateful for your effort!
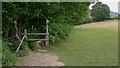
[90,0,120,13]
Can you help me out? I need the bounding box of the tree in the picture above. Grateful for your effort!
[2,2,90,39]
[91,2,110,21]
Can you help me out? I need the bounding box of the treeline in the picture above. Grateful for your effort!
[2,2,90,66]
[75,2,111,25]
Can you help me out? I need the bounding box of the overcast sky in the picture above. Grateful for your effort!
[90,0,120,13]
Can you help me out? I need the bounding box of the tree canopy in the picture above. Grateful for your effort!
[2,2,90,40]
[91,2,110,21]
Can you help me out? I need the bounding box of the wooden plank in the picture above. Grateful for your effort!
[16,34,26,53]
[28,39,49,41]
[23,33,49,35]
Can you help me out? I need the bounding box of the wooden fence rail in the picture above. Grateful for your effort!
[23,33,49,35]
[28,39,49,41]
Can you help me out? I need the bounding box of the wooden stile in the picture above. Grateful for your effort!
[16,19,49,53]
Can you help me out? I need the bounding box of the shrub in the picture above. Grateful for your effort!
[2,41,17,66]
[6,38,30,57]
[49,23,73,42]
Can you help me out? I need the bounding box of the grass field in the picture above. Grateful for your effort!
[46,20,118,66]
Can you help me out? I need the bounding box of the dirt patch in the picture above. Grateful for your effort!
[17,52,64,66]
[74,20,118,29]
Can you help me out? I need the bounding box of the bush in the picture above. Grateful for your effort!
[49,23,73,42]
[2,41,17,66]
[5,38,30,57]
[2,40,31,66]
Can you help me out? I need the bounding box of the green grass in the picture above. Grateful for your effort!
[45,27,118,66]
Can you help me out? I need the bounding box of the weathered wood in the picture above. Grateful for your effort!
[24,29,27,40]
[16,34,26,53]
[35,41,42,43]
[23,33,49,35]
[24,29,28,46]
[45,19,49,46]
[14,21,20,40]
[35,41,42,46]
[28,39,49,41]
[21,19,49,46]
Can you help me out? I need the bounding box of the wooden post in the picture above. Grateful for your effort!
[24,29,27,41]
[45,19,49,46]
[24,29,28,46]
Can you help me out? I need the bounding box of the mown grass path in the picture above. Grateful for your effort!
[47,20,118,66]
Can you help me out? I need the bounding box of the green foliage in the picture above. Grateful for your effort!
[2,41,17,66]
[7,38,30,56]
[2,2,91,66]
[49,23,73,42]
[15,42,30,57]
[2,40,30,66]
[2,2,90,38]
[28,42,40,51]
[91,2,110,21]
